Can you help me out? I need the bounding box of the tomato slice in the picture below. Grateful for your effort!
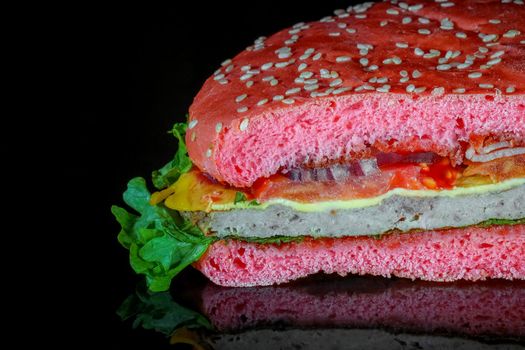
[253,164,427,203]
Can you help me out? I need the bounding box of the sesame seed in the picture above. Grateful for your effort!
[432,87,445,95]
[299,54,311,60]
[336,56,351,63]
[332,87,353,94]
[521,40,525,44]
[215,122,222,133]
[357,43,374,50]
[414,87,427,93]
[392,57,402,65]
[240,73,253,81]
[399,2,409,9]
[515,0,524,5]
[330,78,343,87]
[262,76,274,82]
[355,14,367,19]
[295,78,304,84]
[506,86,516,93]
[330,71,339,78]
[402,17,412,24]
[468,72,483,79]
[482,34,499,42]
[320,68,329,75]
[383,58,393,64]
[386,8,399,15]
[237,106,248,113]
[503,29,521,38]
[278,52,292,59]
[188,119,198,129]
[304,84,319,91]
[479,83,494,89]
[489,19,501,24]
[282,98,295,105]
[455,32,467,39]
[409,3,424,11]
[235,94,247,103]
[261,62,274,70]
[366,65,379,71]
[300,71,314,79]
[441,2,455,7]
[273,95,284,101]
[305,48,315,55]
[487,58,502,65]
[312,53,322,60]
[275,62,289,68]
[380,20,388,27]
[304,79,318,85]
[418,18,430,24]
[437,64,452,70]
[412,70,422,78]
[286,87,301,95]
[418,28,431,35]
[346,28,357,34]
[359,58,369,66]
[218,79,229,85]
[359,49,368,56]
[480,64,491,70]
[241,65,251,71]
[225,65,234,73]
[329,32,341,37]
[298,63,308,71]
[337,22,347,28]
[414,48,425,56]
[406,84,416,93]
[453,88,466,93]
[270,79,279,86]
[205,149,212,158]
[368,77,378,83]
[376,85,391,92]
[445,50,453,60]
[221,59,232,67]
[457,63,471,69]
[213,73,225,81]
[239,118,249,131]
[396,42,409,48]
[400,77,410,83]
[190,131,196,142]
[490,50,505,59]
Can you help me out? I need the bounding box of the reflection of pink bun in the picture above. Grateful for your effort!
[186,0,525,187]
[201,278,525,337]
[195,224,525,286]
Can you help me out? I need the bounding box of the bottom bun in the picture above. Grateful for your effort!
[195,225,525,287]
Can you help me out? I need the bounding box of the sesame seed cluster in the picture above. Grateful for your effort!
[187,0,524,172]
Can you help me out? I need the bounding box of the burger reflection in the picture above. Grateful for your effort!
[119,275,525,349]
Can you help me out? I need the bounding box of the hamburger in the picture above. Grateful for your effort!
[113,0,525,291]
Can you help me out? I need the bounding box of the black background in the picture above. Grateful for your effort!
[69,1,366,348]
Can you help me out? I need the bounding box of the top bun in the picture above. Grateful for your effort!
[187,0,525,187]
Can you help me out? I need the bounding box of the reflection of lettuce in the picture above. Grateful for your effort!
[152,122,193,190]
[118,288,212,335]
[112,178,215,292]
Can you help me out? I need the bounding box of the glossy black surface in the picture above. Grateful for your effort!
[71,1,525,348]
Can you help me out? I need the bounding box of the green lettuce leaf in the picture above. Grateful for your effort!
[477,217,525,227]
[112,177,215,292]
[152,122,193,190]
[118,287,212,335]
